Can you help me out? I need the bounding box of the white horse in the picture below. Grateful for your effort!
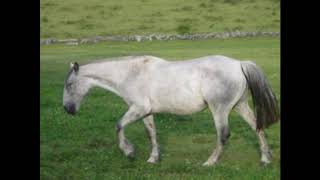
[63,55,279,166]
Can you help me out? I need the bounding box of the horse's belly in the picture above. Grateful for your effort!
[150,87,207,115]
[149,63,207,114]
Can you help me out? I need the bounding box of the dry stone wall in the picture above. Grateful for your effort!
[40,31,280,45]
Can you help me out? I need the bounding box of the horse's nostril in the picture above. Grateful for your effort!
[64,104,76,115]
[69,105,76,115]
[64,105,68,112]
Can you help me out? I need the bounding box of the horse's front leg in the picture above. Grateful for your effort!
[143,115,160,163]
[116,105,149,158]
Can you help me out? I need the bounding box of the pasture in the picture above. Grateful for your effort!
[40,0,280,38]
[40,37,280,179]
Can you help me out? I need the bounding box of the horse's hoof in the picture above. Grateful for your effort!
[147,156,159,164]
[120,141,135,159]
[260,158,271,167]
[127,150,135,158]
[261,153,271,164]
[202,161,217,167]
[202,162,210,167]
[262,150,272,159]
[127,151,135,161]
[260,160,271,167]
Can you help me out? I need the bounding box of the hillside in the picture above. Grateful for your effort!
[40,0,280,39]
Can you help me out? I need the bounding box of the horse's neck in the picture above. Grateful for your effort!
[80,60,134,96]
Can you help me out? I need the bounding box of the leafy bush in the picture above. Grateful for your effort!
[176,25,191,34]
[42,17,48,23]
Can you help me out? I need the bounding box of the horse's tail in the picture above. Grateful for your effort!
[240,61,279,130]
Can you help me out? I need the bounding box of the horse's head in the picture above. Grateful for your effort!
[63,62,91,115]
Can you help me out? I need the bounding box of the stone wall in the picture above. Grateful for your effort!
[40,31,280,45]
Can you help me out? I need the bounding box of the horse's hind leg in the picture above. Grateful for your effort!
[203,105,232,166]
[116,105,150,158]
[234,98,272,165]
[143,115,160,163]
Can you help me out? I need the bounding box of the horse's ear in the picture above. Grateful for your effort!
[70,62,79,72]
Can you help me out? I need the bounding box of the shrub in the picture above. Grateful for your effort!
[203,16,223,22]
[181,6,193,11]
[234,18,245,23]
[199,3,207,8]
[232,26,243,31]
[42,17,48,23]
[109,5,122,11]
[176,25,191,34]
[224,0,240,5]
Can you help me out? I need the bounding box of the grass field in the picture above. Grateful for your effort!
[40,37,280,179]
[40,0,280,38]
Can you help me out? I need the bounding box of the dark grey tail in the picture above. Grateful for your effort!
[241,61,279,130]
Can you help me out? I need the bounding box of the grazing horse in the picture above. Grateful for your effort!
[63,55,279,166]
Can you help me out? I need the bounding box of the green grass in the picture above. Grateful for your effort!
[40,37,280,179]
[40,0,280,38]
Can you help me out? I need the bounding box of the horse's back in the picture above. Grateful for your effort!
[151,55,243,82]
[148,55,246,114]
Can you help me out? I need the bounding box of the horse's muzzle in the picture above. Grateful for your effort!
[64,103,76,115]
